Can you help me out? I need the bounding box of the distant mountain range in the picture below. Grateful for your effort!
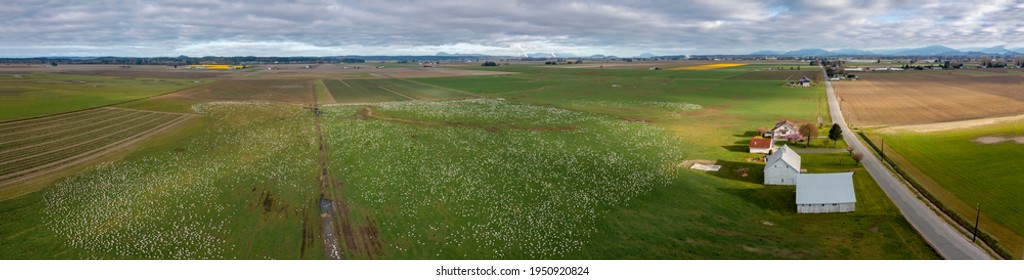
[750,45,1024,56]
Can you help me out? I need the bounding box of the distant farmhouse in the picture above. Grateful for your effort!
[787,76,812,87]
[764,145,801,185]
[796,172,856,213]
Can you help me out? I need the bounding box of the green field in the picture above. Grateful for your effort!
[0,104,322,259]
[0,64,938,259]
[0,74,207,121]
[872,121,1024,258]
[324,78,472,103]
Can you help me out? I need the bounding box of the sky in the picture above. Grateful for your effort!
[1,0,1023,57]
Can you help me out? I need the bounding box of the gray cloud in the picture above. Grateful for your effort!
[1,0,1022,57]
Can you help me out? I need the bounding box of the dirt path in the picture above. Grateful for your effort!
[0,114,194,187]
[877,113,1024,134]
[313,90,344,260]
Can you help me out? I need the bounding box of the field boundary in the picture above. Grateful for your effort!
[391,78,485,98]
[857,131,1010,259]
[377,86,417,100]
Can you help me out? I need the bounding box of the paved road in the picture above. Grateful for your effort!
[824,73,991,260]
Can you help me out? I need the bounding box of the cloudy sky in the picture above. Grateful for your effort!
[2,0,1023,57]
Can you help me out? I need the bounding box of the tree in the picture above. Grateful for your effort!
[785,132,803,143]
[828,123,842,148]
[846,147,854,155]
[756,127,768,137]
[799,123,818,148]
[481,61,498,66]
[852,152,864,165]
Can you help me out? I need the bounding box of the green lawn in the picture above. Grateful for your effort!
[873,120,1024,259]
[0,74,207,121]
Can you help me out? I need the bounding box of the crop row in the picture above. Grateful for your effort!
[0,111,159,162]
[0,108,130,141]
[0,114,181,178]
[0,110,151,151]
[43,103,319,259]
[0,108,114,134]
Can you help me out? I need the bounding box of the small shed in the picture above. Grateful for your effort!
[795,172,856,214]
[763,145,800,185]
[749,138,773,154]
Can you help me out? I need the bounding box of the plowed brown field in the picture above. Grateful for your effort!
[833,71,1024,127]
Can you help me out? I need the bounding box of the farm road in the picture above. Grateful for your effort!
[825,71,991,260]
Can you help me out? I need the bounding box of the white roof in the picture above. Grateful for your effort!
[796,172,856,204]
[765,144,800,171]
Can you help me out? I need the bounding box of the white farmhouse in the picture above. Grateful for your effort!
[796,172,856,214]
[763,144,800,185]
[768,120,799,140]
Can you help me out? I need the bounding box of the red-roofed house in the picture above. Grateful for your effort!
[749,138,773,154]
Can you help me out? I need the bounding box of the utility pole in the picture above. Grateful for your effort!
[972,203,981,243]
[880,138,884,158]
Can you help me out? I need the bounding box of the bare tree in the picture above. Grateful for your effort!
[799,123,819,148]
[756,127,767,137]
[852,152,864,165]
[846,147,854,155]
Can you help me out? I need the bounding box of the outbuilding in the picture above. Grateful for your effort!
[795,172,856,214]
[763,144,800,185]
[749,138,773,154]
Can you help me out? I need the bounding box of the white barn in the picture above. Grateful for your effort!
[796,172,856,214]
[763,145,800,185]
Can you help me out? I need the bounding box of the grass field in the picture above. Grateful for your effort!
[0,108,191,187]
[0,74,207,121]
[870,120,1024,259]
[0,104,323,259]
[0,63,938,259]
[323,78,473,103]
[170,79,315,104]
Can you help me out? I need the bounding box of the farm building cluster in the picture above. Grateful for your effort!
[787,76,812,87]
[752,120,856,214]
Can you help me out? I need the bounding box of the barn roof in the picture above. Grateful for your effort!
[749,138,772,149]
[766,144,800,171]
[796,172,856,204]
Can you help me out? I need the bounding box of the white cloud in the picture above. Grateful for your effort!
[0,0,1022,57]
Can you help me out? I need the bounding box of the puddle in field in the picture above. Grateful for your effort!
[972,135,1024,144]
